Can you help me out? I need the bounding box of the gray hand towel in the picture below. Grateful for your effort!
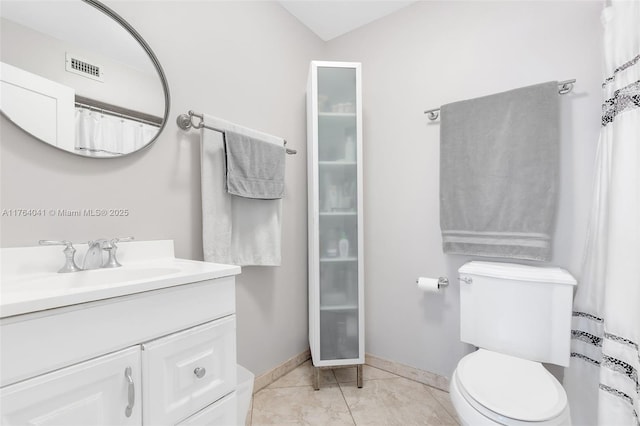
[440,81,560,261]
[224,130,286,200]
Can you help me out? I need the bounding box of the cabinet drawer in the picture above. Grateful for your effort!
[177,392,237,426]
[142,316,237,425]
[0,346,141,426]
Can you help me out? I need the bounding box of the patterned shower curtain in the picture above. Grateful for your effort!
[563,1,639,425]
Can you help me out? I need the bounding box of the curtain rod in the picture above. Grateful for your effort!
[423,79,576,121]
[75,95,163,127]
[176,110,297,155]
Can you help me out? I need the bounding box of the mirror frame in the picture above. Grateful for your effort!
[1,0,170,159]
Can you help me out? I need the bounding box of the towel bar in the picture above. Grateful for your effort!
[176,110,297,155]
[424,79,576,121]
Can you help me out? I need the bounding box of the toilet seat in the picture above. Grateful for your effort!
[453,349,569,425]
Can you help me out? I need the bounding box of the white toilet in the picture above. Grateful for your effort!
[449,261,577,426]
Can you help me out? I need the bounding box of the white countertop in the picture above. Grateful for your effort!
[0,240,241,318]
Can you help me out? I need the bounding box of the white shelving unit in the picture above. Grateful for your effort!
[307,61,364,390]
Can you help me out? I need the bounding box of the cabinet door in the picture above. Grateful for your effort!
[142,316,237,425]
[177,392,237,426]
[0,346,141,426]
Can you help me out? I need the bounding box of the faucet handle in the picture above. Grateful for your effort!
[111,236,134,245]
[38,240,81,273]
[103,237,134,268]
[39,239,74,247]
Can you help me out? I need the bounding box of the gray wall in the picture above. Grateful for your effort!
[0,0,604,380]
[325,1,603,378]
[0,1,325,376]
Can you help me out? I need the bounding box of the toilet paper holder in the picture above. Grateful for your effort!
[415,276,449,288]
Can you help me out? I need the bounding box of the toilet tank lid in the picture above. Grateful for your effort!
[459,261,577,285]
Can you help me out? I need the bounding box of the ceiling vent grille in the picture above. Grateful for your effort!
[65,53,103,82]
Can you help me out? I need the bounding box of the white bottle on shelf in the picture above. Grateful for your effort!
[338,232,349,258]
[344,136,356,162]
[324,184,338,212]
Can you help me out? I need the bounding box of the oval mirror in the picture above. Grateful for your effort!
[0,0,169,158]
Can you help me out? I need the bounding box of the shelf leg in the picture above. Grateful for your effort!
[357,364,363,388]
[313,367,320,391]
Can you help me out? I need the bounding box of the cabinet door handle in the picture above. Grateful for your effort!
[194,367,206,379]
[124,367,135,418]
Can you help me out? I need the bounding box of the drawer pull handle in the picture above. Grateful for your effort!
[124,367,135,418]
[194,367,206,379]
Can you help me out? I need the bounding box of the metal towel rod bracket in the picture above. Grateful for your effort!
[176,110,297,155]
[176,110,207,130]
[424,79,576,121]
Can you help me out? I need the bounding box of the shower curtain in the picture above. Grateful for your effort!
[75,107,158,156]
[563,1,639,425]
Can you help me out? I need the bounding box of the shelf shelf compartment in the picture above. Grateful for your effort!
[318,112,357,118]
[320,257,358,263]
[319,161,357,166]
[320,211,357,216]
[320,304,358,312]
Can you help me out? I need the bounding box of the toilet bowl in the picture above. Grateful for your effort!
[450,350,571,426]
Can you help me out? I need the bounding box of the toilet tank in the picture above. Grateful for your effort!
[459,261,577,367]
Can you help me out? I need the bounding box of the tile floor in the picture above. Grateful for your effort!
[247,361,460,425]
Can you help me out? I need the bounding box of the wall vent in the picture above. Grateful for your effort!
[65,53,103,82]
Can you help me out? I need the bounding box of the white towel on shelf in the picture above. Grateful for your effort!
[200,114,282,266]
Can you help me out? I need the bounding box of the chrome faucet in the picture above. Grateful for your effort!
[83,237,134,270]
[40,236,134,273]
[83,239,110,270]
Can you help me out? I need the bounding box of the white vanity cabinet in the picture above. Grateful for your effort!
[0,244,242,426]
[0,346,142,426]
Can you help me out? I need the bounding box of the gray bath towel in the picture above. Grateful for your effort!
[440,81,560,261]
[224,130,285,200]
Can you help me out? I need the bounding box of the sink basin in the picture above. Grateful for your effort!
[4,267,182,293]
